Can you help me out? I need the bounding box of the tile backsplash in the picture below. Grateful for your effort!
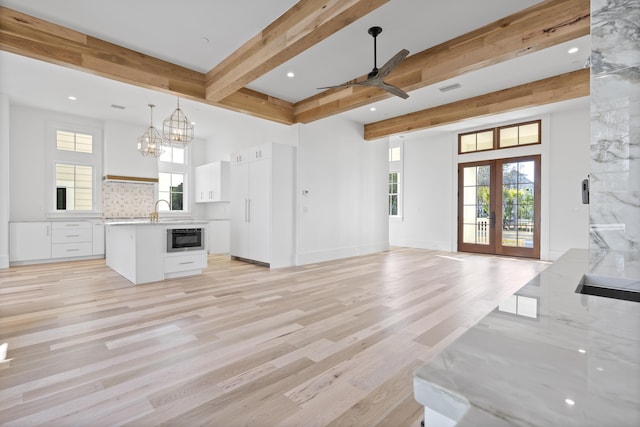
[102,181,155,218]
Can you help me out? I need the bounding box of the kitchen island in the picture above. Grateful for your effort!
[105,220,207,284]
[413,248,640,427]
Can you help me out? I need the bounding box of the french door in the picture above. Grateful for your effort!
[458,155,540,258]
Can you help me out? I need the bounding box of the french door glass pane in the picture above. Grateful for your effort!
[462,166,490,245]
[502,160,535,248]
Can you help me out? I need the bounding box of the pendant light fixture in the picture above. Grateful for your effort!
[162,97,194,145]
[138,104,165,157]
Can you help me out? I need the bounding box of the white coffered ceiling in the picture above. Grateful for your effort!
[0,0,590,139]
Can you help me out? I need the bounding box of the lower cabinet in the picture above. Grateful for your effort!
[164,252,208,274]
[208,220,230,254]
[9,221,105,264]
[9,222,51,262]
[51,222,93,258]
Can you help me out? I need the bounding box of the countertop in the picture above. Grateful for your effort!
[413,248,640,427]
[104,219,208,226]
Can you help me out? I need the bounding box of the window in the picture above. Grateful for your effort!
[56,130,93,153]
[49,125,101,213]
[389,172,399,216]
[158,146,187,212]
[55,164,93,210]
[459,129,495,153]
[498,121,541,148]
[158,172,184,210]
[459,120,541,153]
[388,140,402,217]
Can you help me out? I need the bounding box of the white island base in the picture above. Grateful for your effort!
[105,222,207,285]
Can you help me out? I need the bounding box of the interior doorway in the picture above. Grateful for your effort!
[458,155,540,258]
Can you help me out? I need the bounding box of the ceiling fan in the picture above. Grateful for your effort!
[318,26,410,99]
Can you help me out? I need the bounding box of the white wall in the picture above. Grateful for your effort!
[297,116,389,265]
[547,107,590,259]
[389,105,590,261]
[0,94,10,268]
[389,131,456,251]
[9,105,104,221]
[103,120,158,179]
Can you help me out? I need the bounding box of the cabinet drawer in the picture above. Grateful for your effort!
[52,222,91,230]
[52,228,92,243]
[51,242,93,258]
[164,252,207,273]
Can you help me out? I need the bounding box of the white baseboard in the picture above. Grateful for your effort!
[0,254,8,269]
[296,243,389,266]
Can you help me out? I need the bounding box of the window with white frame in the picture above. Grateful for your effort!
[388,140,402,217]
[50,127,101,212]
[158,146,187,211]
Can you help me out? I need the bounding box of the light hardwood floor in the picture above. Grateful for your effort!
[0,248,549,426]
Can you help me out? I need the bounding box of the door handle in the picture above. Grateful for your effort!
[244,199,248,222]
[490,212,496,229]
[247,199,251,223]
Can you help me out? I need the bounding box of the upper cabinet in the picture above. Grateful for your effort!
[195,160,230,203]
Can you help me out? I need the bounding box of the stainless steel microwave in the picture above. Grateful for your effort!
[167,228,205,252]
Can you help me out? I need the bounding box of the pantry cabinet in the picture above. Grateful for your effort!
[194,161,230,202]
[230,143,295,268]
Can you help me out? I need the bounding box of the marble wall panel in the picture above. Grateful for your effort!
[589,0,640,263]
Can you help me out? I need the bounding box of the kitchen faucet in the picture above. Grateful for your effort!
[150,199,170,222]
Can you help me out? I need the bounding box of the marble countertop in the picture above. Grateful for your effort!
[414,249,640,427]
[104,219,207,226]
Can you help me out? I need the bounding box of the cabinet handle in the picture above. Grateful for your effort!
[47,225,50,236]
[179,261,195,265]
[66,234,80,238]
[66,248,80,252]
[248,199,251,223]
[66,224,80,227]
[245,199,248,222]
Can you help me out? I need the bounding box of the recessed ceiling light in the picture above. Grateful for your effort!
[370,107,376,112]
[287,71,295,78]
[565,398,576,406]
[68,96,77,101]
[568,47,579,54]
[191,121,196,126]
[578,348,586,354]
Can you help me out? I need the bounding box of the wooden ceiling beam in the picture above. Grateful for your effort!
[204,0,389,103]
[0,6,295,125]
[294,0,590,124]
[363,69,589,141]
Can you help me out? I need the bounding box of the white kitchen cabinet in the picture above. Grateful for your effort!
[9,220,105,264]
[230,143,295,268]
[195,161,230,203]
[92,222,105,255]
[208,220,230,254]
[9,222,52,262]
[51,222,93,258]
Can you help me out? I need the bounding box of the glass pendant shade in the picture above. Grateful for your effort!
[163,98,194,145]
[138,104,165,158]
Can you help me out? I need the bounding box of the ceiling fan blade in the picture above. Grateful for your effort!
[380,82,409,99]
[376,49,409,79]
[317,81,369,90]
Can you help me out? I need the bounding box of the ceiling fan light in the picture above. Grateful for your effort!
[163,98,194,145]
[138,104,165,158]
